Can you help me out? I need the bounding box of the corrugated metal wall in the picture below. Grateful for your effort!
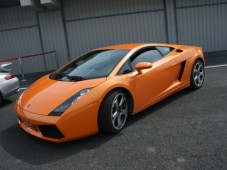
[176,0,227,52]
[64,0,166,59]
[0,0,227,74]
[0,6,45,74]
[64,0,163,20]
[176,0,227,7]
[38,11,69,70]
[0,6,37,29]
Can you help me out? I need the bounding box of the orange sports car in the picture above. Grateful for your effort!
[15,43,205,143]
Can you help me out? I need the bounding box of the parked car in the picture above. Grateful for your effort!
[0,62,20,104]
[15,43,205,142]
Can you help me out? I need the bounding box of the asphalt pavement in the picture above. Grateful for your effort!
[0,62,227,169]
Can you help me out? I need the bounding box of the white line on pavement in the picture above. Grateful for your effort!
[205,64,227,69]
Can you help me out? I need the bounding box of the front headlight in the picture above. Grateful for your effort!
[49,88,92,116]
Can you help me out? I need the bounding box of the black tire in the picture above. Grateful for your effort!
[98,89,129,134]
[190,59,205,89]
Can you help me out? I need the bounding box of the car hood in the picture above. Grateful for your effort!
[17,75,106,115]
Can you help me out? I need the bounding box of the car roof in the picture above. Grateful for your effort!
[96,43,180,50]
[97,43,145,50]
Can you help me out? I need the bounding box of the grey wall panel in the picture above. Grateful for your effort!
[67,11,166,58]
[0,27,44,74]
[64,0,163,21]
[177,4,227,52]
[165,0,177,43]
[0,6,37,30]
[38,11,69,70]
[176,0,227,7]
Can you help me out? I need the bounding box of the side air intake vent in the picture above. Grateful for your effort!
[176,49,183,53]
[178,61,186,81]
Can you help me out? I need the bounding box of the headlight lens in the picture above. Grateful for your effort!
[49,88,92,116]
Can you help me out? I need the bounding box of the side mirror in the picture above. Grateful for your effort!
[135,62,152,74]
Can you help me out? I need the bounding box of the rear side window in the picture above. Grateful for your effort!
[156,46,174,56]
[130,49,162,68]
[117,46,173,75]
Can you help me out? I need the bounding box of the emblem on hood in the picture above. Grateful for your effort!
[27,104,31,108]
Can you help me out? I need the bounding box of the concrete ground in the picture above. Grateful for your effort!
[0,57,226,170]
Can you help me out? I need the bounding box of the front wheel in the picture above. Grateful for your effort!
[191,59,205,89]
[98,90,129,134]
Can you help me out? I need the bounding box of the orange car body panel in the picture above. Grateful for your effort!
[14,43,205,142]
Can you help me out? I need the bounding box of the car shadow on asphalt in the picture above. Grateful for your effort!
[126,88,195,126]
[0,99,14,108]
[0,124,117,165]
[0,88,194,165]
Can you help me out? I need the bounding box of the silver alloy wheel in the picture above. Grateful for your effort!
[111,93,128,130]
[193,61,204,87]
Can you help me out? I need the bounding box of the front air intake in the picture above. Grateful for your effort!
[38,125,64,139]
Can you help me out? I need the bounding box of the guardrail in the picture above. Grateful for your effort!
[0,50,58,81]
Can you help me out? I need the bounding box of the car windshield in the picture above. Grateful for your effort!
[50,49,129,81]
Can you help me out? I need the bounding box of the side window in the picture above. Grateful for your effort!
[130,49,162,68]
[156,46,174,56]
[118,61,132,75]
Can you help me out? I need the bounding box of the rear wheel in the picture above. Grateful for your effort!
[98,90,129,133]
[191,60,205,89]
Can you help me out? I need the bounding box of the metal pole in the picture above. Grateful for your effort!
[18,57,26,82]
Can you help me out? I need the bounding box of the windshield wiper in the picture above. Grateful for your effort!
[67,75,86,81]
[50,72,86,81]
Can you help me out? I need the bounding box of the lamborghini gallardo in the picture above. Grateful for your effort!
[15,43,205,142]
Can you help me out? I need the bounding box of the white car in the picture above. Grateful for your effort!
[0,63,20,104]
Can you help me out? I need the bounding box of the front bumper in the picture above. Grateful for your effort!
[14,102,99,143]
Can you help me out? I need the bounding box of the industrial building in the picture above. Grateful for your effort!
[0,0,226,74]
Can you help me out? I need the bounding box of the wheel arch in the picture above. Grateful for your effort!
[99,87,134,116]
[195,56,205,66]
[190,57,205,89]
[189,56,205,76]
[186,53,205,73]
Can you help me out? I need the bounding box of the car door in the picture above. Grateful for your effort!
[130,46,180,112]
